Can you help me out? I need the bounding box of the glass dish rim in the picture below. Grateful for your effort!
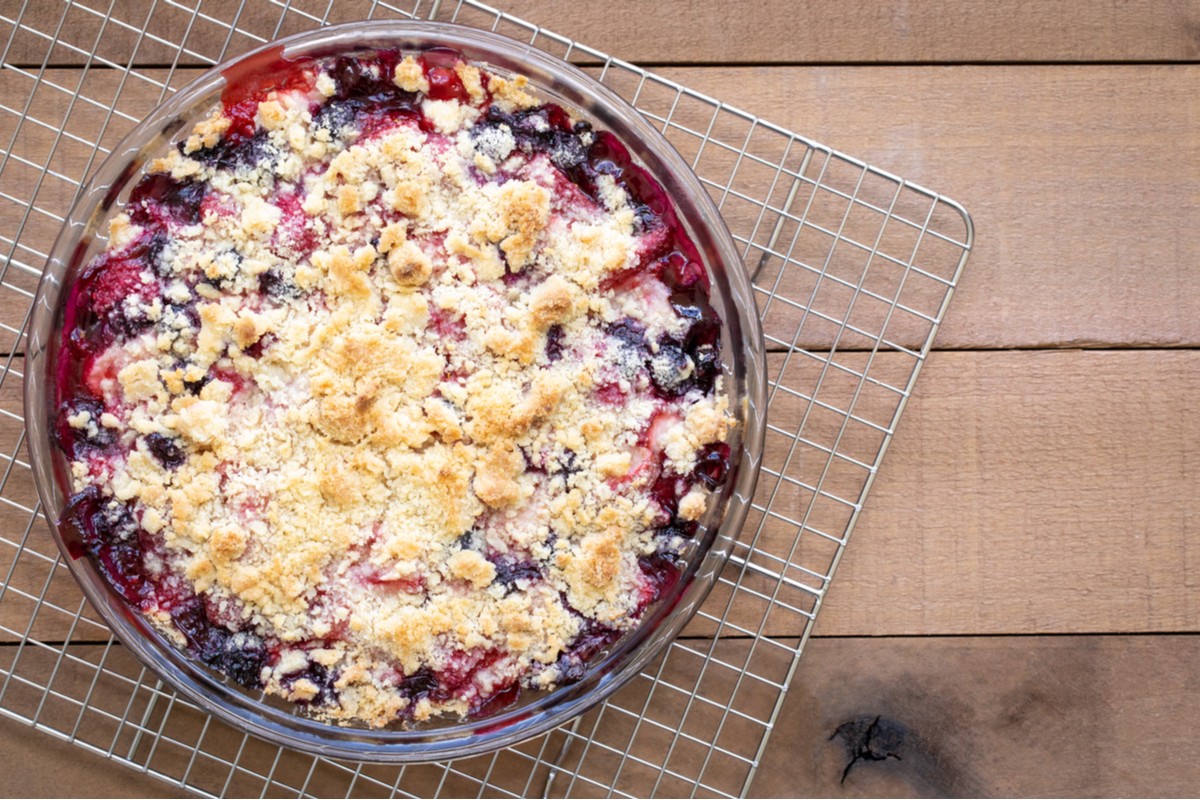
[23,19,768,763]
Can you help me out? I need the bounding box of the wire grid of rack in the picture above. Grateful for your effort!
[0,0,972,797]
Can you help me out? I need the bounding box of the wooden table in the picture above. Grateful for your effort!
[3,1,1198,796]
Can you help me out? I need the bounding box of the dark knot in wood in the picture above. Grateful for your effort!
[830,714,905,784]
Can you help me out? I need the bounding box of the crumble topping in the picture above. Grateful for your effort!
[54,49,733,727]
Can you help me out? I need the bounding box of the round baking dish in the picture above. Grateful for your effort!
[25,21,766,762]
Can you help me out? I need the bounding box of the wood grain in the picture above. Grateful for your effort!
[4,0,1198,67]
[0,713,179,798]
[7,349,1200,643]
[818,348,1200,637]
[4,635,1198,798]
[0,638,785,797]
[756,635,1200,797]
[664,64,1200,350]
[2,66,1198,350]
[0,4,1195,796]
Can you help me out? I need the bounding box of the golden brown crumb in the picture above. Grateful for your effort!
[387,241,432,287]
[65,49,732,730]
[393,55,429,94]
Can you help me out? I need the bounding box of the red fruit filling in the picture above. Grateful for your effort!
[53,46,732,725]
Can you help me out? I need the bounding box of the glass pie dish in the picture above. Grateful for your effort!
[24,21,766,762]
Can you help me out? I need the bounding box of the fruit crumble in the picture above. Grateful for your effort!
[53,47,732,726]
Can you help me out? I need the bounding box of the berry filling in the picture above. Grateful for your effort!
[54,47,733,727]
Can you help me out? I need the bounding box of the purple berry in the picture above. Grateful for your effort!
[185,130,276,174]
[313,52,418,137]
[490,556,542,590]
[282,662,337,704]
[55,397,116,458]
[551,448,578,477]
[689,342,721,393]
[145,432,185,469]
[169,596,266,688]
[607,319,646,350]
[657,517,699,541]
[455,529,482,551]
[401,666,439,700]
[476,104,592,177]
[177,366,209,395]
[648,340,693,397]
[143,231,170,278]
[552,624,618,683]
[219,636,269,689]
[258,268,298,300]
[314,99,357,135]
[694,442,731,489]
[128,173,207,225]
[637,552,680,604]
[545,324,565,361]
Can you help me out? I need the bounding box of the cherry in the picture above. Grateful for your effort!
[656,250,707,292]
[270,190,316,260]
[594,382,628,406]
[425,66,467,102]
[650,472,683,517]
[79,247,155,317]
[475,682,520,717]
[61,488,147,603]
[329,56,378,99]
[217,47,315,143]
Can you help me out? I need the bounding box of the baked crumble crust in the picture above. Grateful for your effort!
[55,50,733,727]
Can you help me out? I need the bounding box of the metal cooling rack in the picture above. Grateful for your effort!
[0,0,973,796]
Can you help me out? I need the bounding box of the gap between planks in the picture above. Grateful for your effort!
[4,0,1199,66]
[1,65,1196,349]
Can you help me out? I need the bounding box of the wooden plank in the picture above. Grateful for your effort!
[663,63,1200,350]
[2,66,1197,350]
[0,638,786,796]
[0,714,180,798]
[817,348,1200,637]
[695,348,1200,638]
[8,349,1200,643]
[3,0,1198,67]
[756,634,1200,797]
[490,0,1200,64]
[6,635,1200,796]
